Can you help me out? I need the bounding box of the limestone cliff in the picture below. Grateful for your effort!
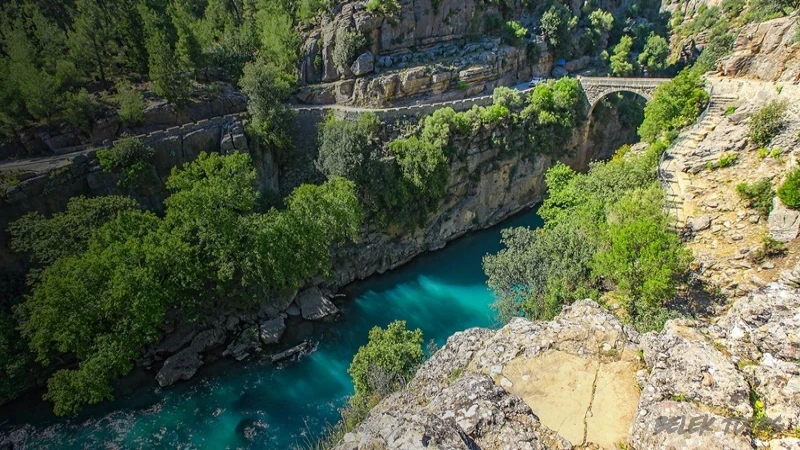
[334,275,800,450]
[720,16,800,82]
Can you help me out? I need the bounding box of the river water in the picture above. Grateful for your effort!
[0,207,543,449]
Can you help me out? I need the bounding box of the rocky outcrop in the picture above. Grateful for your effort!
[295,287,339,320]
[295,0,559,106]
[156,328,226,387]
[720,16,800,82]
[336,275,800,449]
[768,197,800,243]
[335,300,642,449]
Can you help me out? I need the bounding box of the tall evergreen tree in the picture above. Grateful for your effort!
[139,3,190,104]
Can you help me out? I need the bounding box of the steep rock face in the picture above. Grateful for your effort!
[720,16,800,82]
[340,279,800,449]
[0,116,278,281]
[296,0,555,106]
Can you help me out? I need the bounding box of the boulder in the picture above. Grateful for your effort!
[768,197,800,242]
[155,322,199,355]
[271,341,311,363]
[156,347,203,387]
[258,316,286,345]
[223,325,261,361]
[551,66,568,78]
[295,287,338,320]
[564,55,591,72]
[350,51,374,77]
[687,215,712,232]
[190,328,226,353]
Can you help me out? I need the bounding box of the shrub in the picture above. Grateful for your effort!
[348,321,424,399]
[777,167,800,209]
[96,138,155,187]
[116,81,145,127]
[333,28,367,71]
[317,112,381,183]
[725,106,737,116]
[638,67,709,143]
[748,99,788,146]
[365,0,400,16]
[63,89,98,132]
[503,21,528,44]
[718,152,738,167]
[736,178,774,216]
[540,3,576,57]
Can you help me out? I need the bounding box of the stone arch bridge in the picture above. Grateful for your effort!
[577,76,670,112]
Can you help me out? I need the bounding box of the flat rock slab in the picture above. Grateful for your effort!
[502,349,639,448]
[295,287,338,320]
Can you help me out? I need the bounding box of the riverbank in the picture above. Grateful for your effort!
[0,205,544,449]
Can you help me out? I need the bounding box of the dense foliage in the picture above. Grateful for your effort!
[638,68,709,143]
[96,137,156,187]
[485,66,706,332]
[348,320,425,400]
[777,168,800,210]
[8,152,362,415]
[0,0,304,139]
[315,81,586,230]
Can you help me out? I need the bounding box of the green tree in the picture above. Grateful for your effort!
[540,3,577,57]
[116,81,145,127]
[20,210,192,416]
[593,185,691,331]
[610,35,634,76]
[139,4,190,104]
[239,58,296,148]
[638,33,670,73]
[317,112,381,183]
[390,136,450,208]
[170,1,205,77]
[255,0,299,74]
[365,0,400,16]
[63,88,98,133]
[638,67,709,142]
[520,78,587,155]
[348,321,424,399]
[9,195,140,269]
[96,137,156,188]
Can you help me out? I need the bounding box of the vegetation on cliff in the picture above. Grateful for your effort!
[316,80,586,229]
[484,66,706,332]
[6,153,362,415]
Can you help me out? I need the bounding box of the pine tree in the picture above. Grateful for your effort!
[170,2,204,77]
[139,4,190,104]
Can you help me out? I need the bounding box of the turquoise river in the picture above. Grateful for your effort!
[0,207,543,449]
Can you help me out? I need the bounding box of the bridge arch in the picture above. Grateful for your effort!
[577,76,669,114]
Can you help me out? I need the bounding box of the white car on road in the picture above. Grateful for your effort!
[528,77,546,87]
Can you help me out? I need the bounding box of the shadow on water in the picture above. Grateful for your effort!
[0,206,543,449]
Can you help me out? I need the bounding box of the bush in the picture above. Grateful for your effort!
[348,321,424,399]
[638,67,709,143]
[540,3,577,57]
[116,81,145,127]
[520,78,587,155]
[317,112,381,183]
[777,167,800,209]
[748,99,788,146]
[333,28,367,71]
[736,178,775,216]
[63,89,98,132]
[503,21,528,44]
[365,0,400,16]
[718,152,738,168]
[96,138,155,187]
